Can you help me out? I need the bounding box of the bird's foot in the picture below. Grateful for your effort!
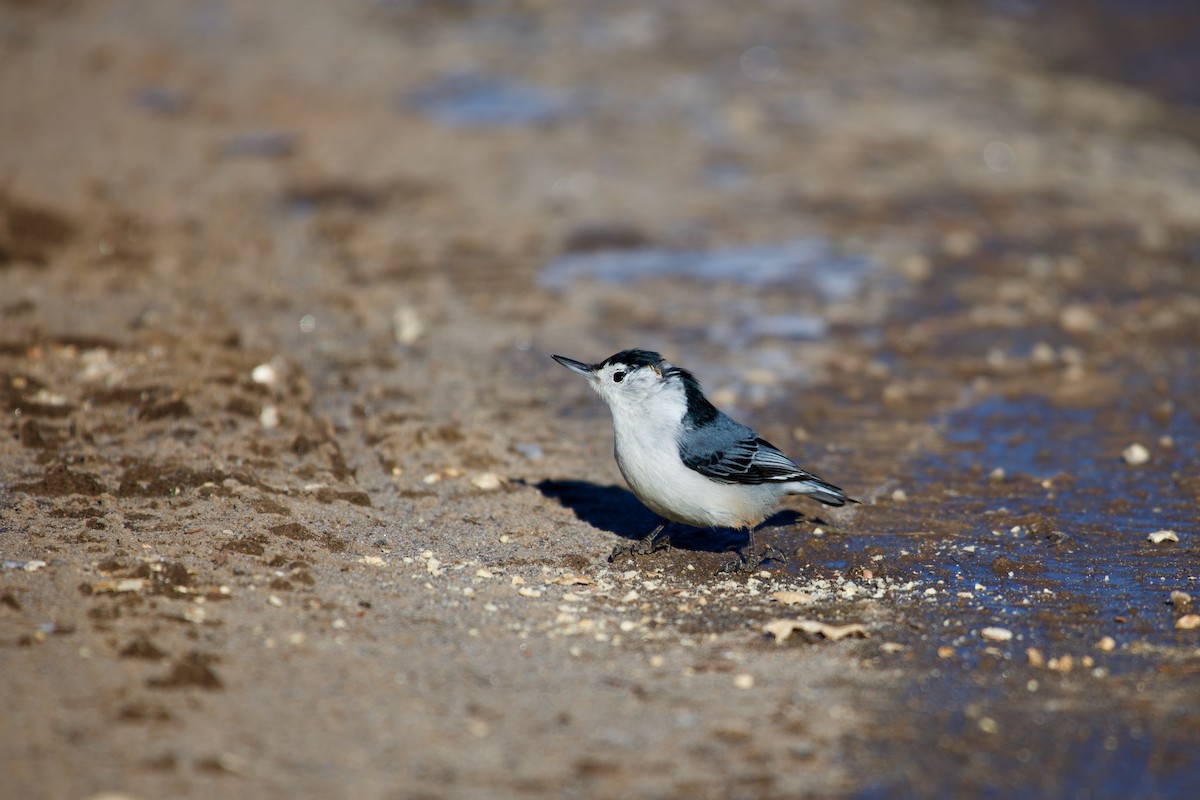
[608,533,671,563]
[721,544,787,573]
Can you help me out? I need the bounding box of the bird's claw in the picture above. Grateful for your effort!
[721,544,787,573]
[608,534,671,563]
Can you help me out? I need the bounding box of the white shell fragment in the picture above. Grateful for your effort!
[470,472,503,491]
[549,573,594,586]
[92,578,146,594]
[393,305,424,345]
[763,618,868,644]
[1147,530,1178,544]
[1122,443,1150,465]
[772,591,814,606]
[981,626,1013,642]
[733,673,756,689]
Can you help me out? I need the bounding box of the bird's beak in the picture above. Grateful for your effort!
[552,354,597,381]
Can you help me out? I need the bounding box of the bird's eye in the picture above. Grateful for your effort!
[612,370,626,383]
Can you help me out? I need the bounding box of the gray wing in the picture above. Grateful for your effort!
[679,416,850,505]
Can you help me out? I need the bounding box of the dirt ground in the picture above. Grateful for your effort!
[3,1,1200,798]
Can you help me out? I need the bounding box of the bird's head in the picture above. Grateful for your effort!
[552,349,687,415]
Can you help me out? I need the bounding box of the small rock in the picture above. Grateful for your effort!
[1147,530,1178,544]
[251,363,277,386]
[1097,636,1116,652]
[1169,591,1192,606]
[393,305,424,345]
[1030,341,1057,367]
[989,467,1006,482]
[1122,443,1150,466]
[733,673,755,690]
[93,578,147,594]
[1048,655,1074,672]
[891,488,907,502]
[1059,304,1100,334]
[1026,647,1045,668]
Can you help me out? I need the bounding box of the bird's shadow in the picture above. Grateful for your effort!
[534,479,811,554]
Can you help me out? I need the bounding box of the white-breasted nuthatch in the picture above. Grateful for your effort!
[552,349,855,569]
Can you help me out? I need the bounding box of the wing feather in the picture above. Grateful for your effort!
[679,425,851,506]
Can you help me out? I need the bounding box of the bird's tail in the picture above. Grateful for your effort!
[787,477,857,507]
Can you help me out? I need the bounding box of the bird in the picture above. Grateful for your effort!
[551,349,855,570]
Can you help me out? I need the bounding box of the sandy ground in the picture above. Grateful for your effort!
[3,1,1200,798]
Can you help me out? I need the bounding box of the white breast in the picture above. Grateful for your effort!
[608,400,780,530]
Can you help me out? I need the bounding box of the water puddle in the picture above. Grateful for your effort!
[839,390,1199,796]
[813,391,1198,661]
[403,72,581,127]
[538,237,875,300]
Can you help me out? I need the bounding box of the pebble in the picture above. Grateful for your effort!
[733,673,755,690]
[1030,341,1057,366]
[1060,304,1100,333]
[1147,530,1178,544]
[1097,636,1116,652]
[1175,614,1200,631]
[251,363,277,386]
[470,472,503,491]
[1169,591,1192,606]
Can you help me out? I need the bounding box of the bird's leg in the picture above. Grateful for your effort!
[722,529,787,573]
[609,518,672,562]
